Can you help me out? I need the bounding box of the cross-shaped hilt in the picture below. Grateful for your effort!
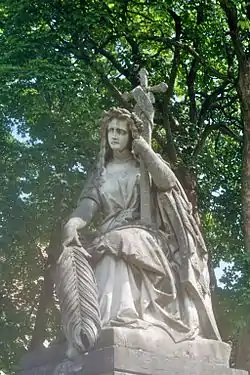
[122,68,167,145]
[122,68,167,226]
[138,68,168,95]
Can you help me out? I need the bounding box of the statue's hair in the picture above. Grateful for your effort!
[95,107,143,181]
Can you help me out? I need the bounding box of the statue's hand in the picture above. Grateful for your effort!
[63,227,82,248]
[62,220,90,258]
[132,136,150,156]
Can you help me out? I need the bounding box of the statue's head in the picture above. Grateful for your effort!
[97,107,143,172]
[107,116,131,153]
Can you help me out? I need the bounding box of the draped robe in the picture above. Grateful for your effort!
[79,157,221,343]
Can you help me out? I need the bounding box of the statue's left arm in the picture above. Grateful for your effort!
[133,136,176,191]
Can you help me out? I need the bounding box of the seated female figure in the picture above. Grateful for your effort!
[61,107,220,356]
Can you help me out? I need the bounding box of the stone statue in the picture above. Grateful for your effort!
[18,70,247,375]
[55,102,222,362]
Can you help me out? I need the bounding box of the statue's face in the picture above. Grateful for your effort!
[107,118,130,152]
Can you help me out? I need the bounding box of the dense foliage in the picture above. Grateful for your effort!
[0,0,249,373]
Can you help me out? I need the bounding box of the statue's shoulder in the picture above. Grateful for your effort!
[77,165,100,202]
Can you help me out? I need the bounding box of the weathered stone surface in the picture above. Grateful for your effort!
[96,326,231,366]
[22,74,245,375]
[83,346,248,375]
[18,364,56,375]
[17,342,248,375]
[60,103,222,358]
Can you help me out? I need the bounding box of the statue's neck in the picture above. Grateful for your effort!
[112,149,133,163]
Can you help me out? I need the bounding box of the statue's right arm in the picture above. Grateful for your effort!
[62,198,99,249]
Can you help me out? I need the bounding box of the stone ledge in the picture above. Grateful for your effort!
[83,346,248,375]
[96,326,231,366]
[17,336,248,375]
[17,345,248,375]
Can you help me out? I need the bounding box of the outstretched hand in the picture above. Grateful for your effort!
[62,226,91,258]
[63,229,82,248]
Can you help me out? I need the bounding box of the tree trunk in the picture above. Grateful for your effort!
[29,267,54,349]
[234,319,250,371]
[240,60,250,252]
[29,220,62,349]
[232,59,250,372]
[174,164,198,218]
[174,164,217,292]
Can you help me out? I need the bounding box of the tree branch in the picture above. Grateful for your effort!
[219,0,245,63]
[139,35,229,80]
[192,122,219,157]
[187,59,199,124]
[162,10,181,164]
[98,71,133,110]
[152,124,166,151]
[219,124,242,142]
[75,50,132,109]
[193,120,241,158]
[186,4,205,124]
[197,80,231,128]
[246,0,250,21]
[86,37,131,81]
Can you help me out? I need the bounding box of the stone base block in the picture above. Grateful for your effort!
[82,346,248,375]
[96,326,231,366]
[18,345,248,375]
[17,327,248,375]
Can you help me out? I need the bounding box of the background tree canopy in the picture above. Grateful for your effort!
[0,0,249,373]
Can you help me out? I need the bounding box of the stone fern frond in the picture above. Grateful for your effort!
[55,245,101,358]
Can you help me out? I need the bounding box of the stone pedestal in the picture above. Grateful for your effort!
[83,346,248,375]
[17,327,248,375]
[96,326,232,366]
[18,345,248,375]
